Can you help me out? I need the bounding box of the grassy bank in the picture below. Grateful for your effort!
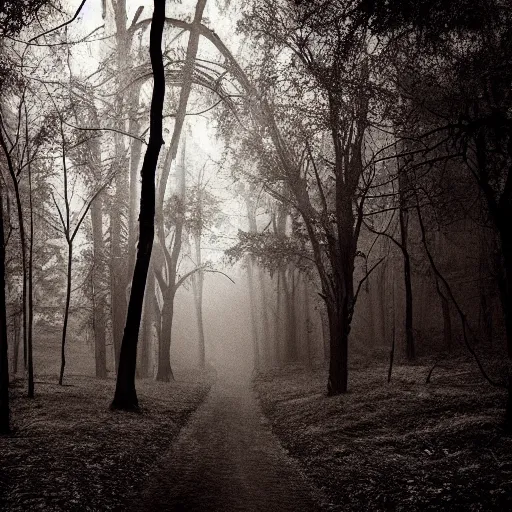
[255,360,512,511]
[0,370,212,511]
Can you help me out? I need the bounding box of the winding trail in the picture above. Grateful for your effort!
[135,378,320,511]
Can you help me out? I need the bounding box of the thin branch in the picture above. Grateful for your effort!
[29,0,88,42]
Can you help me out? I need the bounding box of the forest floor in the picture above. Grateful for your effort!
[133,376,321,512]
[255,357,512,511]
[0,369,212,511]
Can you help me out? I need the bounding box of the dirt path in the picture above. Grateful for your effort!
[135,378,321,511]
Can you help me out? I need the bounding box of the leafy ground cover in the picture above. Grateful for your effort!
[0,370,212,511]
[255,359,512,511]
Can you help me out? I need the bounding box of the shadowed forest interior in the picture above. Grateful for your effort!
[1,0,512,510]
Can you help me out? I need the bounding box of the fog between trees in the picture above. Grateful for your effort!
[0,0,511,439]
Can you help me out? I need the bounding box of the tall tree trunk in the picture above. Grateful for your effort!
[156,293,175,382]
[326,211,355,395]
[111,0,166,411]
[192,236,206,368]
[275,270,283,366]
[283,268,298,362]
[303,275,313,368]
[0,189,10,434]
[247,256,260,372]
[399,207,415,360]
[155,136,186,380]
[110,0,130,373]
[110,200,126,373]
[326,298,350,395]
[257,266,271,367]
[91,196,107,379]
[127,84,143,278]
[156,0,207,211]
[11,312,20,375]
[27,141,34,397]
[59,244,73,386]
[319,307,329,361]
[137,262,154,379]
[0,130,27,372]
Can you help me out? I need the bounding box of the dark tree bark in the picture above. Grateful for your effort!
[0,126,28,376]
[0,188,10,434]
[156,294,175,382]
[111,0,166,411]
[26,132,34,397]
[399,206,415,360]
[59,245,72,386]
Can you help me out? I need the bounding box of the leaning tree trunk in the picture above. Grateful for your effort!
[137,263,154,379]
[0,189,10,434]
[111,0,166,411]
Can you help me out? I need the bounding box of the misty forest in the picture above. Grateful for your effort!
[1,0,512,510]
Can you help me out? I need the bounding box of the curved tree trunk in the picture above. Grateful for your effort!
[111,0,166,411]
